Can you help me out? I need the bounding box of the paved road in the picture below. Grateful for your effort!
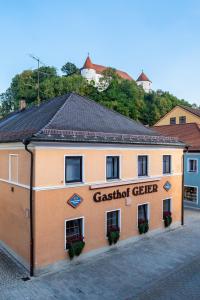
[1,209,200,300]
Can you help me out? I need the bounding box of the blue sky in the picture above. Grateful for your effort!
[0,0,200,104]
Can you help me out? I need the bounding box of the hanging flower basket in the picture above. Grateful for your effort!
[66,235,85,259]
[163,212,172,227]
[138,219,149,234]
[107,226,120,245]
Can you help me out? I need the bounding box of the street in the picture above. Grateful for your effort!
[1,208,200,300]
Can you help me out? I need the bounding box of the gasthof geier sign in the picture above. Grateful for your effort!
[93,184,158,202]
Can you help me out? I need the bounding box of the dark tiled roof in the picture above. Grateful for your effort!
[0,92,184,146]
[179,105,200,118]
[153,123,200,151]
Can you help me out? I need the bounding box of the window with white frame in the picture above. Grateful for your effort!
[138,204,149,223]
[163,199,171,219]
[138,156,148,177]
[106,210,120,235]
[9,154,19,183]
[106,156,119,180]
[188,159,198,173]
[163,155,171,174]
[65,156,82,183]
[184,186,198,203]
[65,218,83,248]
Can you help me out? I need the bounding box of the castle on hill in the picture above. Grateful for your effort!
[81,55,152,93]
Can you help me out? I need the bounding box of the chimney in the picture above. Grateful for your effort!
[19,99,26,110]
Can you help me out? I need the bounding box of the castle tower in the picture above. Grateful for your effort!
[136,71,152,93]
[81,55,97,83]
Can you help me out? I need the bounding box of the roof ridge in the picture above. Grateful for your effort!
[34,93,71,136]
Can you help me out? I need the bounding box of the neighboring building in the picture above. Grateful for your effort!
[81,55,152,92]
[153,123,200,209]
[136,71,152,93]
[154,105,200,126]
[0,92,184,275]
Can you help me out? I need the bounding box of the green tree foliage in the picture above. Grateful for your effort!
[0,62,192,124]
[61,62,80,76]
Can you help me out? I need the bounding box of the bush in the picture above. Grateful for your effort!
[164,212,172,228]
[68,240,85,259]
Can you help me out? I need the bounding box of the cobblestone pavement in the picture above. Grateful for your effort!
[1,208,200,300]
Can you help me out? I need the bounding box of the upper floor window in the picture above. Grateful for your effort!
[179,116,186,124]
[138,204,149,223]
[65,156,82,183]
[163,155,171,174]
[188,159,197,173]
[9,154,19,183]
[106,156,119,180]
[170,117,176,125]
[138,156,148,177]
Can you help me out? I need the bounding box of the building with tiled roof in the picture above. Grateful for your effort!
[154,105,200,126]
[153,123,200,209]
[81,56,152,92]
[0,92,184,276]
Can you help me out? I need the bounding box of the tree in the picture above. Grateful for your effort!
[61,62,79,76]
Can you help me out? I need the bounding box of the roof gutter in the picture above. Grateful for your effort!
[23,139,34,277]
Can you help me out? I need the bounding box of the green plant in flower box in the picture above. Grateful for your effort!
[67,236,85,259]
[107,227,120,245]
[138,219,149,234]
[163,212,172,228]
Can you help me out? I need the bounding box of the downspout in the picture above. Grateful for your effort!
[181,146,189,226]
[23,139,34,277]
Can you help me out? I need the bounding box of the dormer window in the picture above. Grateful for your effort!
[170,117,176,125]
[179,116,186,124]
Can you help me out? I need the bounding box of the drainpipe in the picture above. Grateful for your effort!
[181,146,189,226]
[23,139,34,277]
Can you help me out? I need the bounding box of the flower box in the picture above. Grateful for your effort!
[138,219,149,234]
[107,226,120,245]
[163,211,172,227]
[66,235,85,259]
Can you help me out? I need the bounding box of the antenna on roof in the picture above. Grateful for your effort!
[29,54,44,106]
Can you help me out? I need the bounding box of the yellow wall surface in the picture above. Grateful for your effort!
[154,106,200,126]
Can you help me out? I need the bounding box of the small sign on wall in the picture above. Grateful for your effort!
[67,194,83,208]
[125,197,132,206]
[163,181,172,191]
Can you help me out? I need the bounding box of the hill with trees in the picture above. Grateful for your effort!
[0,62,192,125]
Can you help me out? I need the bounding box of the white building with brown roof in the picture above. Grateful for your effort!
[81,55,152,92]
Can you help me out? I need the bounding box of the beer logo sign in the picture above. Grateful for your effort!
[163,181,171,191]
[67,194,83,208]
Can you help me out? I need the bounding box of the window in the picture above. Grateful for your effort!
[138,156,148,177]
[163,199,171,219]
[184,186,198,203]
[188,159,197,173]
[179,116,186,124]
[106,156,119,180]
[65,218,83,247]
[9,154,18,183]
[138,204,149,223]
[65,156,82,183]
[106,210,120,234]
[170,117,176,125]
[163,155,171,174]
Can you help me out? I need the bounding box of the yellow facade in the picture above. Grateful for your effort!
[154,106,200,126]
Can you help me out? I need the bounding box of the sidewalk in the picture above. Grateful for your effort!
[0,208,200,300]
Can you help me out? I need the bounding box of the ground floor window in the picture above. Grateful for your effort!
[106,210,120,235]
[138,204,149,223]
[65,218,83,248]
[163,198,171,219]
[184,186,198,203]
